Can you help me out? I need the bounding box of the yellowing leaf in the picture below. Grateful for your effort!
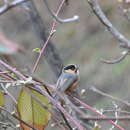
[17,87,51,130]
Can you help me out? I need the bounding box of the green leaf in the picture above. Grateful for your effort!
[10,73,17,79]
[32,48,41,53]
[31,89,51,125]
[17,87,51,130]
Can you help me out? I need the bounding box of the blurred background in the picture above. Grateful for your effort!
[0,0,130,129]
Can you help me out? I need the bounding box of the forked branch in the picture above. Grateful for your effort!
[87,0,130,49]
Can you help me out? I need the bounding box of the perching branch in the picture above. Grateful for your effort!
[29,85,85,130]
[0,59,85,130]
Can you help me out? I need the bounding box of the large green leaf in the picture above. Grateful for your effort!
[17,87,51,130]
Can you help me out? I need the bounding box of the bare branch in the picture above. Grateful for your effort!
[32,31,55,73]
[22,1,63,78]
[101,50,130,64]
[43,0,79,23]
[87,0,130,49]
[32,0,66,73]
[0,80,14,83]
[81,116,130,121]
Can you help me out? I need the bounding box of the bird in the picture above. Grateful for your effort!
[53,64,79,104]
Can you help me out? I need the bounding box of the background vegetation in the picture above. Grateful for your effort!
[0,0,130,129]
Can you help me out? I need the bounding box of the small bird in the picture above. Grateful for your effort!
[53,64,79,104]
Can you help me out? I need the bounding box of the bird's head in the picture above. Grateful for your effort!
[63,64,79,74]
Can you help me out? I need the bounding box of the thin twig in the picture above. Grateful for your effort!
[110,102,118,130]
[101,50,130,64]
[32,0,67,73]
[0,80,14,83]
[0,69,17,81]
[89,86,130,106]
[32,31,55,73]
[81,116,130,121]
